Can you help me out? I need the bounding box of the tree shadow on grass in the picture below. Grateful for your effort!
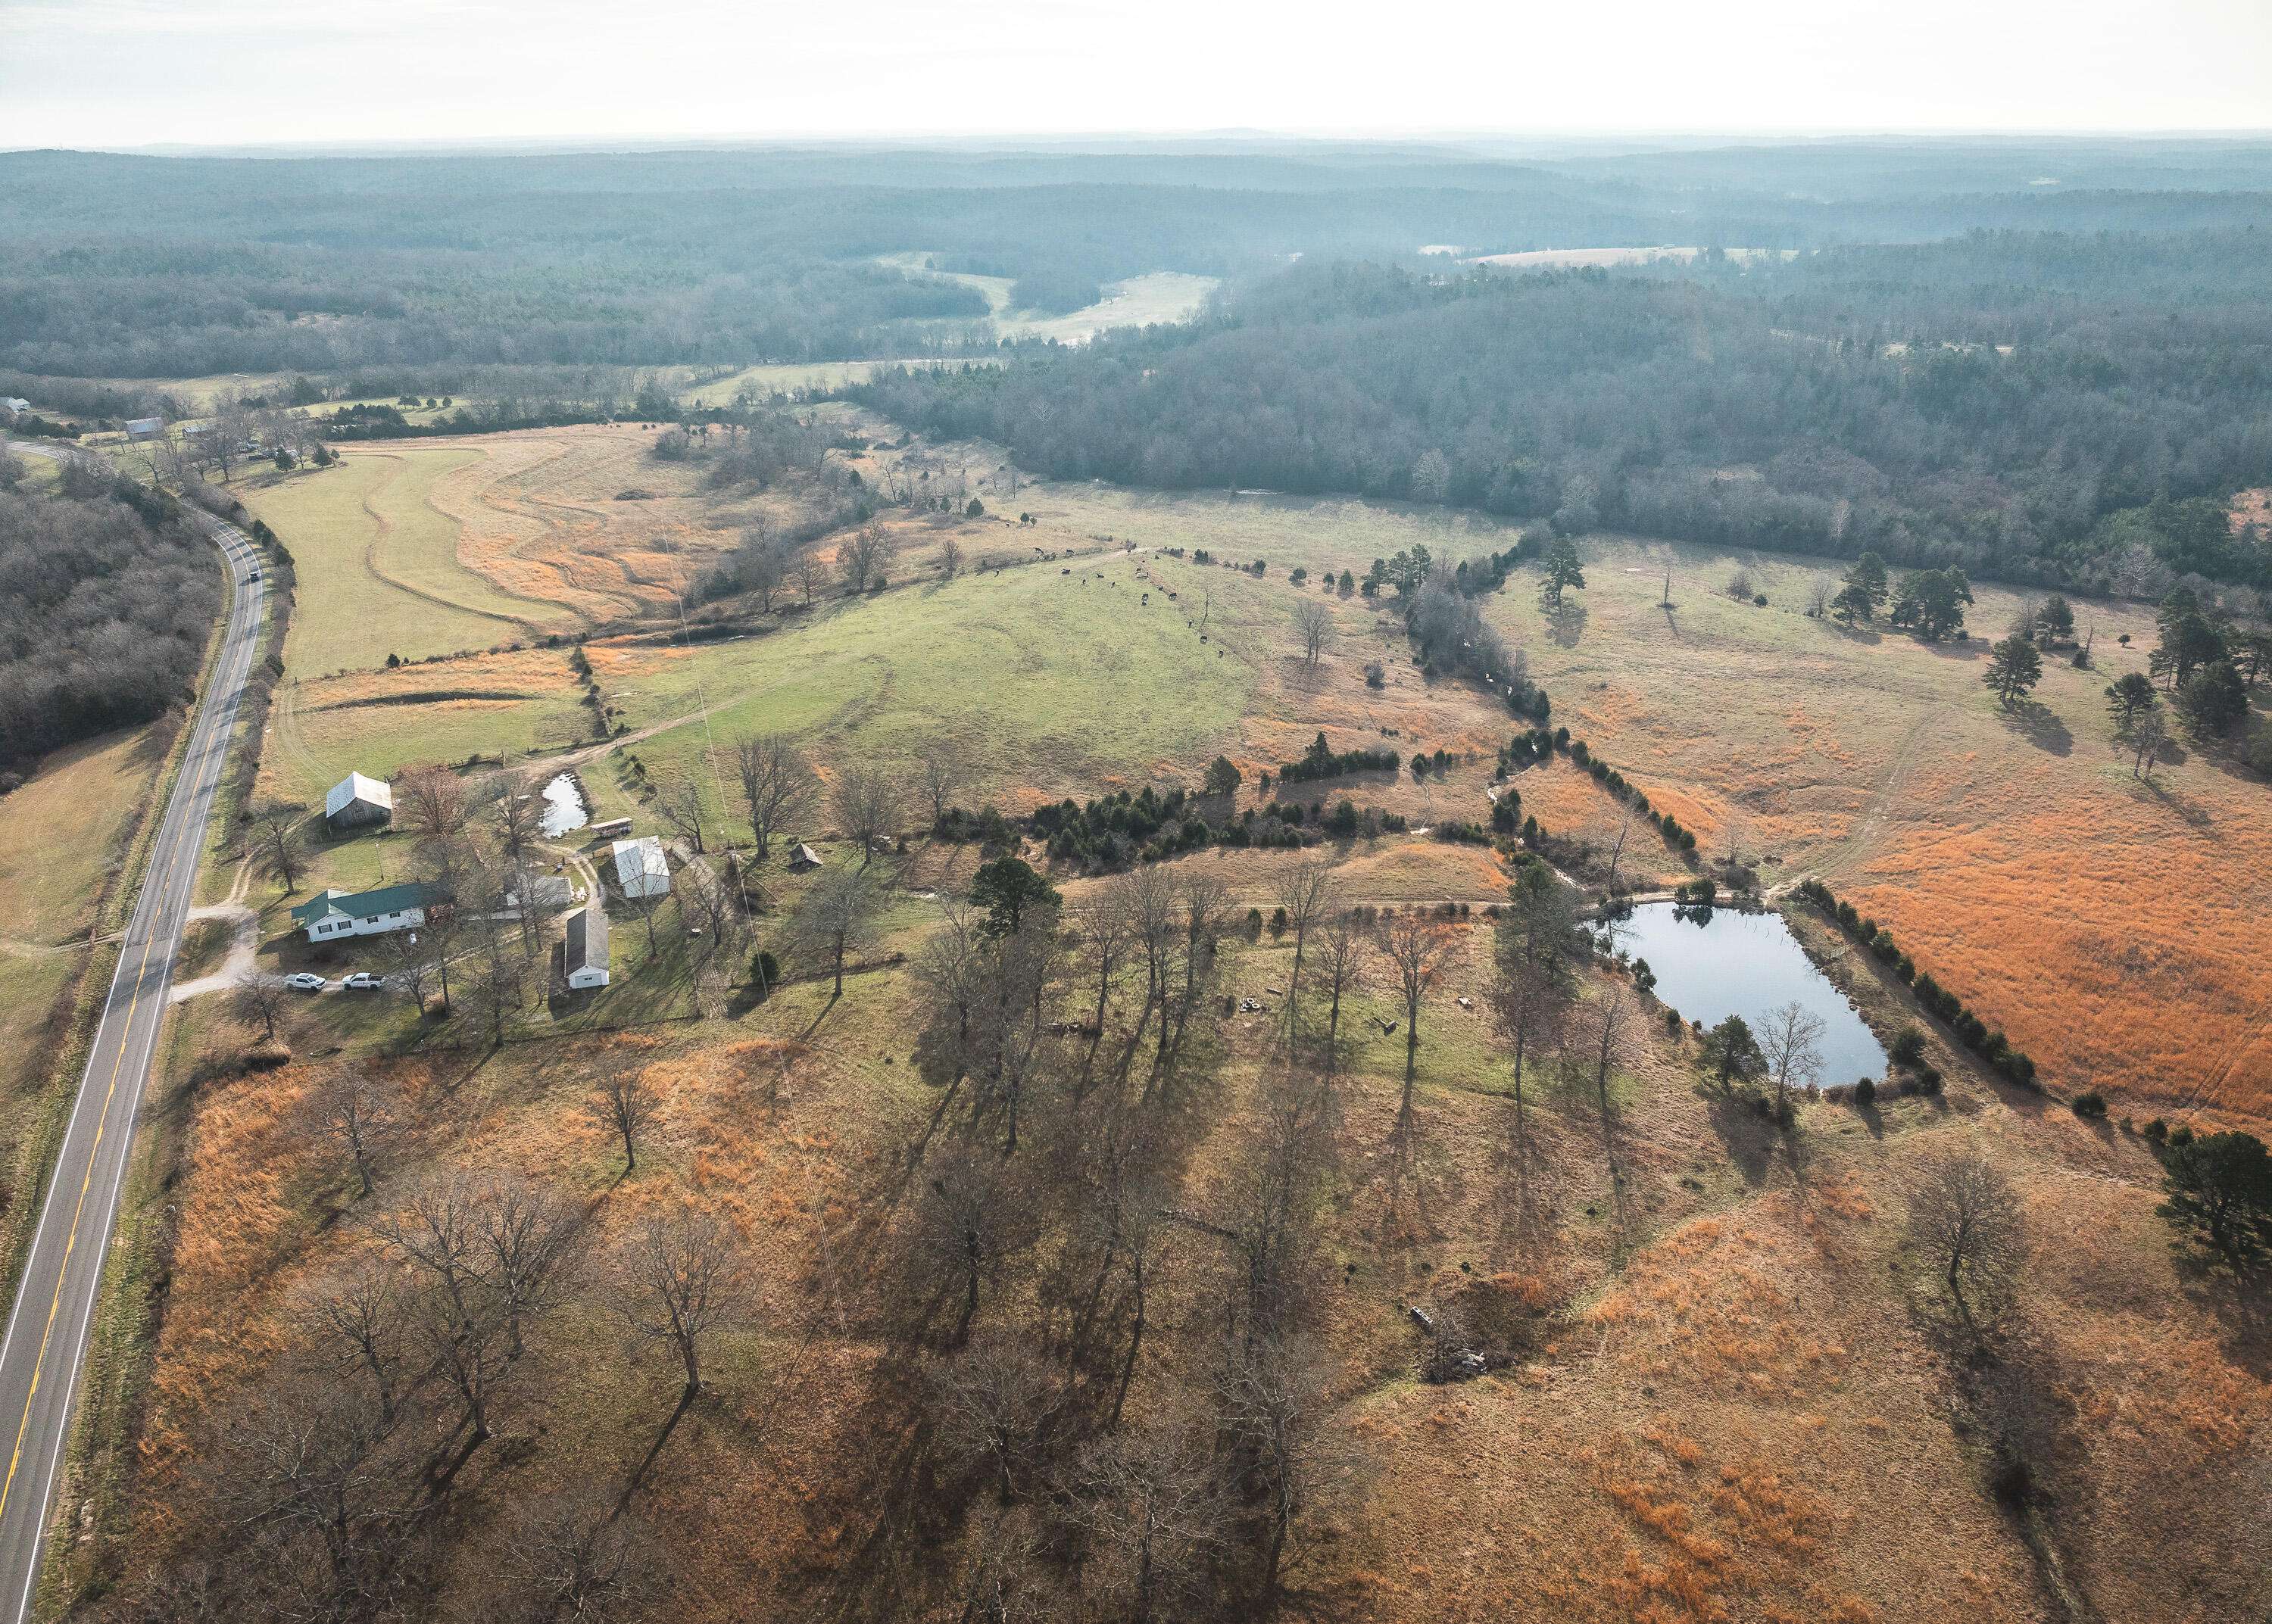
[1705,1090,1777,1186]
[1544,600,1588,649]
[1996,698,2072,756]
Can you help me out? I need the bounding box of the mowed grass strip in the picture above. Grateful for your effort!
[242,449,579,674]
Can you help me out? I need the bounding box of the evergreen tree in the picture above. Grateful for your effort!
[2174,659,2250,737]
[1538,535,1586,609]
[2104,671,2158,731]
[1983,634,2043,706]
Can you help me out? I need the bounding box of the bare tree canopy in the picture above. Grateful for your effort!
[830,765,898,866]
[1905,1149,2026,1332]
[732,731,814,858]
[1292,598,1335,671]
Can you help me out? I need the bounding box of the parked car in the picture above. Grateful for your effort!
[284,972,327,993]
[341,972,385,991]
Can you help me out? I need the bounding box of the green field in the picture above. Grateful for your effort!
[239,450,577,674]
[876,252,1217,342]
[611,549,1257,827]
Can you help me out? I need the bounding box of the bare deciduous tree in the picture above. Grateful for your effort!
[1066,1428,1228,1624]
[830,765,897,867]
[233,972,292,1043]
[916,744,969,833]
[1312,908,1369,1071]
[295,1260,407,1428]
[1375,912,1450,1135]
[938,535,965,578]
[732,732,813,859]
[622,1210,740,1408]
[1757,999,1827,1120]
[648,774,708,854]
[794,864,880,998]
[590,1062,657,1174]
[838,523,897,594]
[1292,598,1334,672]
[247,801,309,892]
[1274,861,1335,1050]
[791,548,829,607]
[322,1074,391,1198]
[1214,1333,1350,1600]
[393,764,467,846]
[1906,1149,2026,1332]
[925,1329,1063,1502]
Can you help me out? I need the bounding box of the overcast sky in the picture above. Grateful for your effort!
[6,0,2270,151]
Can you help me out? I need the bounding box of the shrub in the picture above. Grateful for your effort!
[1852,1077,1877,1107]
[1887,1027,1927,1069]
[1752,592,1768,607]
[2072,1091,2108,1120]
[2142,1117,2169,1142]
[1269,906,1288,937]
[1364,661,1385,688]
[1914,1066,1943,1095]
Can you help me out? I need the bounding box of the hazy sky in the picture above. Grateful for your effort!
[6,0,2270,151]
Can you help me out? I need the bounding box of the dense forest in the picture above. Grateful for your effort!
[0,463,220,778]
[857,235,2272,594]
[9,142,2272,376]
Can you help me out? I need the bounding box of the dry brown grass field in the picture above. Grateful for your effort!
[84,418,2271,1624]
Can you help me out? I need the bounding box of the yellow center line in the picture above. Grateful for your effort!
[0,702,199,1529]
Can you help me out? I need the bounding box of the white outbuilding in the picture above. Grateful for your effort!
[563,904,611,990]
[325,771,394,831]
[610,836,672,899]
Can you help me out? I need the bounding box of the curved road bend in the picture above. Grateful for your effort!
[0,447,262,1621]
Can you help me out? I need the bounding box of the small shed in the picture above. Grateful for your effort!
[0,397,28,416]
[324,771,394,831]
[611,836,672,899]
[591,815,634,840]
[788,843,825,872]
[124,417,164,441]
[564,905,611,990]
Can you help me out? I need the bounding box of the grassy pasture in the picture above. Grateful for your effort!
[611,544,1259,831]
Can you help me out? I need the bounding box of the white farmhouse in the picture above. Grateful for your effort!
[325,771,394,831]
[611,836,672,899]
[290,882,432,943]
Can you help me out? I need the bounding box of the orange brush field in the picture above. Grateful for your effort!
[1476,540,2272,1121]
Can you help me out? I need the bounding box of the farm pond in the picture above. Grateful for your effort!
[539,772,588,839]
[1596,902,1888,1083]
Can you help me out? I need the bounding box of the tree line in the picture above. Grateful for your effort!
[855,238,2272,596]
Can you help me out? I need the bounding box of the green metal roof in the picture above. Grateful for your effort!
[289,881,433,928]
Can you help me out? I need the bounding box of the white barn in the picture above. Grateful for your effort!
[325,771,394,831]
[611,837,671,899]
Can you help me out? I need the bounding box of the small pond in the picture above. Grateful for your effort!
[539,772,588,839]
[1596,902,1887,1083]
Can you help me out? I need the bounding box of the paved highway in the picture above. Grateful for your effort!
[0,445,262,1621]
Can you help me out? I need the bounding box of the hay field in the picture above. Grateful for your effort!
[238,425,751,676]
[239,447,574,672]
[258,647,594,804]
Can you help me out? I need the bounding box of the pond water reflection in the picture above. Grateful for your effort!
[1596,902,1888,1083]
